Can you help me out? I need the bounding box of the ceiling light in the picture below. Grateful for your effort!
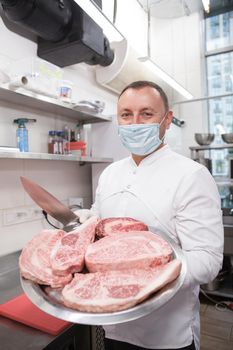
[202,0,210,13]
[73,0,124,42]
[139,57,194,100]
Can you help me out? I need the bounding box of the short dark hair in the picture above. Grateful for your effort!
[119,80,169,111]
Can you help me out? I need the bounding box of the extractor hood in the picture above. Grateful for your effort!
[0,0,114,67]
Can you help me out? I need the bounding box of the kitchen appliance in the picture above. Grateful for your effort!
[20,229,187,325]
[0,0,114,68]
[194,133,215,146]
[221,133,233,144]
[20,176,80,230]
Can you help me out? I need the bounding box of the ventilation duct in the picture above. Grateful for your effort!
[0,0,114,67]
[95,39,193,101]
[95,39,161,94]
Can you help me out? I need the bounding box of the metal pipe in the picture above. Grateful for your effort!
[147,0,151,58]
[173,92,233,105]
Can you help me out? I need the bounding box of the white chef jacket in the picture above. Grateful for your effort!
[91,145,224,349]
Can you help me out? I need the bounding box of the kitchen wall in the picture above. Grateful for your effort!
[150,11,208,156]
[0,0,203,256]
[0,17,118,256]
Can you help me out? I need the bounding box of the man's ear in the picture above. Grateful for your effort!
[166,111,174,130]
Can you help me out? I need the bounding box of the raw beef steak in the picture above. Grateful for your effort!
[95,217,148,238]
[19,230,72,288]
[50,216,100,276]
[85,231,173,273]
[62,259,181,312]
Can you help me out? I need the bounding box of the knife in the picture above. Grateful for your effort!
[20,176,80,228]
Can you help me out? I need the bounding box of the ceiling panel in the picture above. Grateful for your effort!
[137,0,203,18]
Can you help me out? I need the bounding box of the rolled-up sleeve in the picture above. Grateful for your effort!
[174,167,224,286]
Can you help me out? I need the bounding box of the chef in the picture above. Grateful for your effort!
[76,80,224,350]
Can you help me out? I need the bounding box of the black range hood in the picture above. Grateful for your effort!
[0,0,114,67]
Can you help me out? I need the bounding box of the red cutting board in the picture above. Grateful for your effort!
[0,293,71,335]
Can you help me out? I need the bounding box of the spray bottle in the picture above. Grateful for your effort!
[14,118,37,152]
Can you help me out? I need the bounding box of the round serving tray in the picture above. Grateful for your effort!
[20,229,187,325]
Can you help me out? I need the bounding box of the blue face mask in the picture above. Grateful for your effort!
[118,116,167,156]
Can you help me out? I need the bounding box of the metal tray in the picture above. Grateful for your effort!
[20,230,187,325]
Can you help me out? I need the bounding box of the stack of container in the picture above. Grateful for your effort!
[48,123,87,156]
[48,130,66,154]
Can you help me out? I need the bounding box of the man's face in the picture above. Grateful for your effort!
[117,86,173,138]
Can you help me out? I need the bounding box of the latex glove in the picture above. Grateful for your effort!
[74,209,94,224]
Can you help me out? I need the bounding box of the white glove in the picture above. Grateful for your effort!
[74,209,94,224]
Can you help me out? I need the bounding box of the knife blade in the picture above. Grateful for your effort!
[20,176,80,227]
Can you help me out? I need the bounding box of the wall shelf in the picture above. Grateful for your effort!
[0,86,112,124]
[190,144,233,151]
[0,151,113,164]
[189,144,233,161]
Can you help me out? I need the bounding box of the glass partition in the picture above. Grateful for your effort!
[205,10,233,178]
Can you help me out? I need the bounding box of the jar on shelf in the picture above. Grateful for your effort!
[48,130,58,154]
[56,131,65,154]
[58,80,73,103]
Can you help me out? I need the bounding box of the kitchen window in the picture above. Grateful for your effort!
[205,12,233,51]
[205,10,233,177]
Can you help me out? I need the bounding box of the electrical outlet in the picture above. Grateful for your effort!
[3,207,31,226]
[68,197,83,209]
[30,206,44,220]
[3,206,44,226]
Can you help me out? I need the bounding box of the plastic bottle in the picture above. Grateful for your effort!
[63,124,71,154]
[14,118,36,152]
[70,130,76,142]
[76,122,83,141]
[57,131,65,154]
[76,122,87,156]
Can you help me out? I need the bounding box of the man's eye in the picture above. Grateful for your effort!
[141,112,153,118]
[121,113,131,119]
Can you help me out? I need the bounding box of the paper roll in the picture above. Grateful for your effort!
[8,76,28,90]
[8,76,57,98]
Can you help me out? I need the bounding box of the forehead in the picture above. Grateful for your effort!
[118,86,165,111]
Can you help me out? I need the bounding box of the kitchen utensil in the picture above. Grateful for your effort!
[73,100,105,114]
[20,176,80,229]
[0,293,71,335]
[194,133,215,146]
[20,228,187,325]
[221,133,233,144]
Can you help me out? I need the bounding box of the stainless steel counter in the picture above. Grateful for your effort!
[0,251,92,350]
